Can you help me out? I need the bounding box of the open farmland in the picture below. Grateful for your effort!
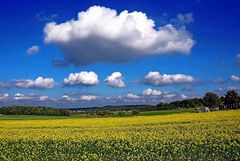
[0,110,239,160]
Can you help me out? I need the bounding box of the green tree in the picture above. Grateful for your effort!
[203,92,220,108]
[224,90,239,108]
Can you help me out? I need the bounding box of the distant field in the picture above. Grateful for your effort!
[0,115,70,120]
[138,108,196,116]
[0,108,196,120]
[0,110,239,160]
[109,108,196,117]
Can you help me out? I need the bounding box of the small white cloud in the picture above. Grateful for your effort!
[62,95,70,100]
[64,71,99,86]
[142,88,162,96]
[14,93,32,101]
[162,93,176,98]
[144,71,194,86]
[181,94,188,99]
[61,95,76,101]
[0,82,10,89]
[230,75,240,82]
[79,95,97,101]
[39,96,49,101]
[44,6,195,66]
[0,93,9,101]
[15,93,23,97]
[14,77,54,89]
[105,72,126,88]
[216,88,224,92]
[27,45,40,55]
[126,93,140,99]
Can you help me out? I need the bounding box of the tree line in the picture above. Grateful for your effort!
[156,90,240,110]
[0,106,70,116]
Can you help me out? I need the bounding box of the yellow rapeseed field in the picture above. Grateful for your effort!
[0,110,239,160]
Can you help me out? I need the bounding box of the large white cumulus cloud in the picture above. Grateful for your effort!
[105,72,126,88]
[144,71,194,86]
[64,71,99,86]
[14,77,54,89]
[44,6,195,66]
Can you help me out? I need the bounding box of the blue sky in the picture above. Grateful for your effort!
[0,0,239,108]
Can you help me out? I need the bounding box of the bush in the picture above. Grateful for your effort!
[96,110,113,117]
[118,111,125,117]
[86,111,96,117]
[131,109,140,116]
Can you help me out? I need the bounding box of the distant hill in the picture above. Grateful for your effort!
[0,106,70,116]
[69,104,154,112]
